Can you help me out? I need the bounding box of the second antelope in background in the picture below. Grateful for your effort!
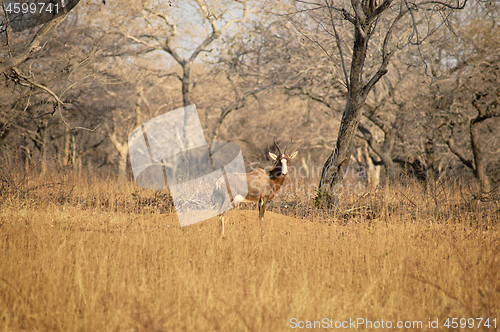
[213,138,298,237]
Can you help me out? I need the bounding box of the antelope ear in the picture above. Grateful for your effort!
[269,152,278,161]
[289,151,298,159]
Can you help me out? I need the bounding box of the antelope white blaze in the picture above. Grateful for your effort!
[233,194,247,205]
[281,159,288,175]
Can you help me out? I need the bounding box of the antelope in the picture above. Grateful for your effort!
[213,138,298,237]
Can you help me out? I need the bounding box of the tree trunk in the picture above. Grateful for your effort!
[379,150,396,182]
[362,143,380,189]
[358,121,396,183]
[117,151,128,180]
[39,122,49,175]
[470,121,491,192]
[317,27,371,209]
[87,157,93,177]
[182,63,192,107]
[0,123,9,146]
[62,126,70,167]
[72,134,77,172]
[105,123,129,181]
[22,146,30,173]
[109,137,128,180]
[445,101,494,193]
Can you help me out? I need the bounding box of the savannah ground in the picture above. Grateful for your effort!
[0,170,499,331]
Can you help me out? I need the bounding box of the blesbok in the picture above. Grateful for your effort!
[213,138,298,237]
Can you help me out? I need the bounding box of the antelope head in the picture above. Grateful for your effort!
[268,138,298,176]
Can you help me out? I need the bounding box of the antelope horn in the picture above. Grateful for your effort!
[284,137,292,153]
[273,138,281,155]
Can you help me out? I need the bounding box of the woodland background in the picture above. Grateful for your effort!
[1,0,499,193]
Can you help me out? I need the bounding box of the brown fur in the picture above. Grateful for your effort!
[215,140,298,236]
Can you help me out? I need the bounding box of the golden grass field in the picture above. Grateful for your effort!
[0,171,499,331]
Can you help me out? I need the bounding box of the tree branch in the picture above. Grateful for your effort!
[445,137,474,170]
[417,0,467,10]
[11,67,65,104]
[351,0,367,25]
[119,32,161,51]
[366,0,393,24]
[363,8,407,96]
[189,0,249,63]
[0,0,81,74]
[284,85,334,110]
[105,123,128,157]
[326,0,350,91]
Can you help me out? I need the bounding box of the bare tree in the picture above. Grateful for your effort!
[0,0,119,175]
[284,0,467,208]
[420,4,500,193]
[440,69,500,193]
[113,0,249,107]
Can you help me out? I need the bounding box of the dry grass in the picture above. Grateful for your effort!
[0,170,499,331]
